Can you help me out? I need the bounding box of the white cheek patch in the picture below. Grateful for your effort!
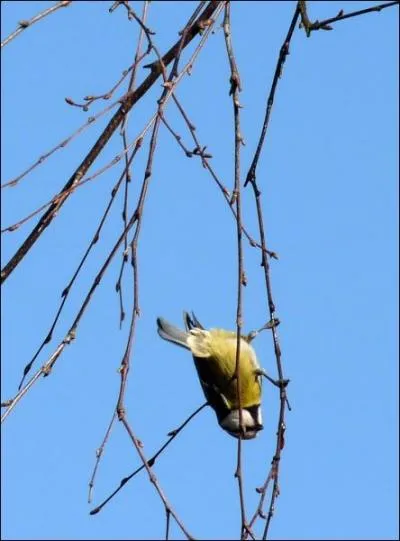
[220,407,263,439]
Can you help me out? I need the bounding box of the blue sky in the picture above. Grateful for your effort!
[1,1,398,540]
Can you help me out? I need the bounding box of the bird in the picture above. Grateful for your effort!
[156,311,264,439]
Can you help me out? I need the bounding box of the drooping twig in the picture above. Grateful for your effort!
[88,1,210,507]
[115,1,150,328]
[244,4,300,188]
[223,4,248,539]
[242,4,300,539]
[14,136,145,390]
[89,7,225,535]
[1,208,134,419]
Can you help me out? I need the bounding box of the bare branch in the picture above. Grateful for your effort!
[1,1,72,48]
[223,4,249,538]
[89,403,207,515]
[242,4,299,537]
[245,4,300,188]
[298,0,399,37]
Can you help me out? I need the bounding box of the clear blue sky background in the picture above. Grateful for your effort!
[1,1,398,540]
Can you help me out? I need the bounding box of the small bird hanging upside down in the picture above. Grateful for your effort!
[157,311,269,439]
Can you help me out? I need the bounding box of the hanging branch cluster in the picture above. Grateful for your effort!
[2,2,224,537]
[1,1,398,539]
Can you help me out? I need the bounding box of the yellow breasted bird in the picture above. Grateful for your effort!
[156,312,263,439]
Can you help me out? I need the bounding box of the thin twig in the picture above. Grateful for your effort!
[15,137,144,390]
[85,14,147,488]
[223,5,248,539]
[88,411,117,504]
[1,116,155,235]
[116,1,150,328]
[1,331,75,423]
[244,4,300,188]
[120,418,194,540]
[111,8,212,531]
[65,65,135,111]
[89,403,207,515]
[162,96,278,259]
[1,1,72,48]
[298,0,399,36]
[242,4,299,539]
[1,89,129,190]
[94,9,225,535]
[1,209,139,422]
[115,118,161,428]
[165,508,171,541]
[117,1,155,54]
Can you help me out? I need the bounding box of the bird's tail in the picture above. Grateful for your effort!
[157,311,205,349]
[157,317,190,349]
